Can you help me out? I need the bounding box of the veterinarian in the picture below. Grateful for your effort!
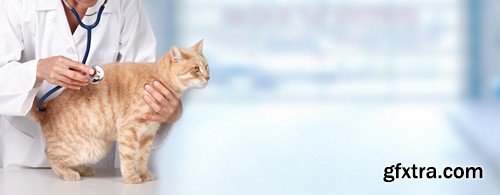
[0,0,182,168]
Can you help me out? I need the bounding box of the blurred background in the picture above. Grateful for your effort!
[142,0,500,194]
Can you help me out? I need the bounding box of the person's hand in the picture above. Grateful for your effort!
[143,81,182,123]
[36,56,94,90]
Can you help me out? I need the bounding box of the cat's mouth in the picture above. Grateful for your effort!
[191,81,208,89]
[199,80,209,88]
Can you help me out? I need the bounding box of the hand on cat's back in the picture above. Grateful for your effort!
[142,80,182,123]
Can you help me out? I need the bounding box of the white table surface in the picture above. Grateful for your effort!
[0,168,161,195]
[2,101,500,194]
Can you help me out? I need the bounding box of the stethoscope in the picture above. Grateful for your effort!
[36,0,107,112]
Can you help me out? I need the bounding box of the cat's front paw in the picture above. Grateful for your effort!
[123,175,142,184]
[139,171,154,182]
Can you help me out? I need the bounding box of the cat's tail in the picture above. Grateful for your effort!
[28,97,44,123]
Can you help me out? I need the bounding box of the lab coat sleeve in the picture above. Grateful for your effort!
[0,0,40,116]
[118,0,157,63]
[152,123,172,149]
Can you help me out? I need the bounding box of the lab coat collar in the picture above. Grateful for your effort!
[40,0,114,60]
[35,0,114,13]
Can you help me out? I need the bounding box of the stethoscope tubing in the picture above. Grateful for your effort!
[36,4,106,112]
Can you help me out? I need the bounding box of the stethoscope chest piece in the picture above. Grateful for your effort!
[88,65,105,84]
[37,0,108,112]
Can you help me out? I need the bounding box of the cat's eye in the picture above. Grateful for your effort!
[194,67,200,72]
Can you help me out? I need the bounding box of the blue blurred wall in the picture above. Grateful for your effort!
[142,0,500,102]
[471,0,500,101]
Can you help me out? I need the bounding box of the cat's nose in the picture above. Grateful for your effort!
[205,76,210,81]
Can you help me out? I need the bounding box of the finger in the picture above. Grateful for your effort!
[145,84,169,105]
[143,114,164,122]
[54,74,86,88]
[63,58,94,75]
[153,81,175,101]
[65,85,82,90]
[61,74,88,87]
[60,68,89,83]
[53,80,80,90]
[52,70,87,86]
[143,94,162,113]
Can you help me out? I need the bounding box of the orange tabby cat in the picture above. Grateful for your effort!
[29,40,209,184]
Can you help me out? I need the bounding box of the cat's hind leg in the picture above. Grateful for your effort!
[45,138,81,181]
[73,166,96,176]
[45,133,106,181]
[50,161,81,181]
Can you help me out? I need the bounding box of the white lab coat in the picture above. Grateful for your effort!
[0,0,171,168]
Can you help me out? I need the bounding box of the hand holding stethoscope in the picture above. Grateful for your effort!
[36,56,95,90]
[36,0,107,112]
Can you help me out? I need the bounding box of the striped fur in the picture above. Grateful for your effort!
[29,40,208,184]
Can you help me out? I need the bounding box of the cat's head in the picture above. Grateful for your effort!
[168,40,210,90]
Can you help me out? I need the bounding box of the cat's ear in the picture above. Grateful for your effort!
[191,39,204,54]
[169,46,181,62]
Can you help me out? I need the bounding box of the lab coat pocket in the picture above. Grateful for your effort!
[1,116,35,167]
